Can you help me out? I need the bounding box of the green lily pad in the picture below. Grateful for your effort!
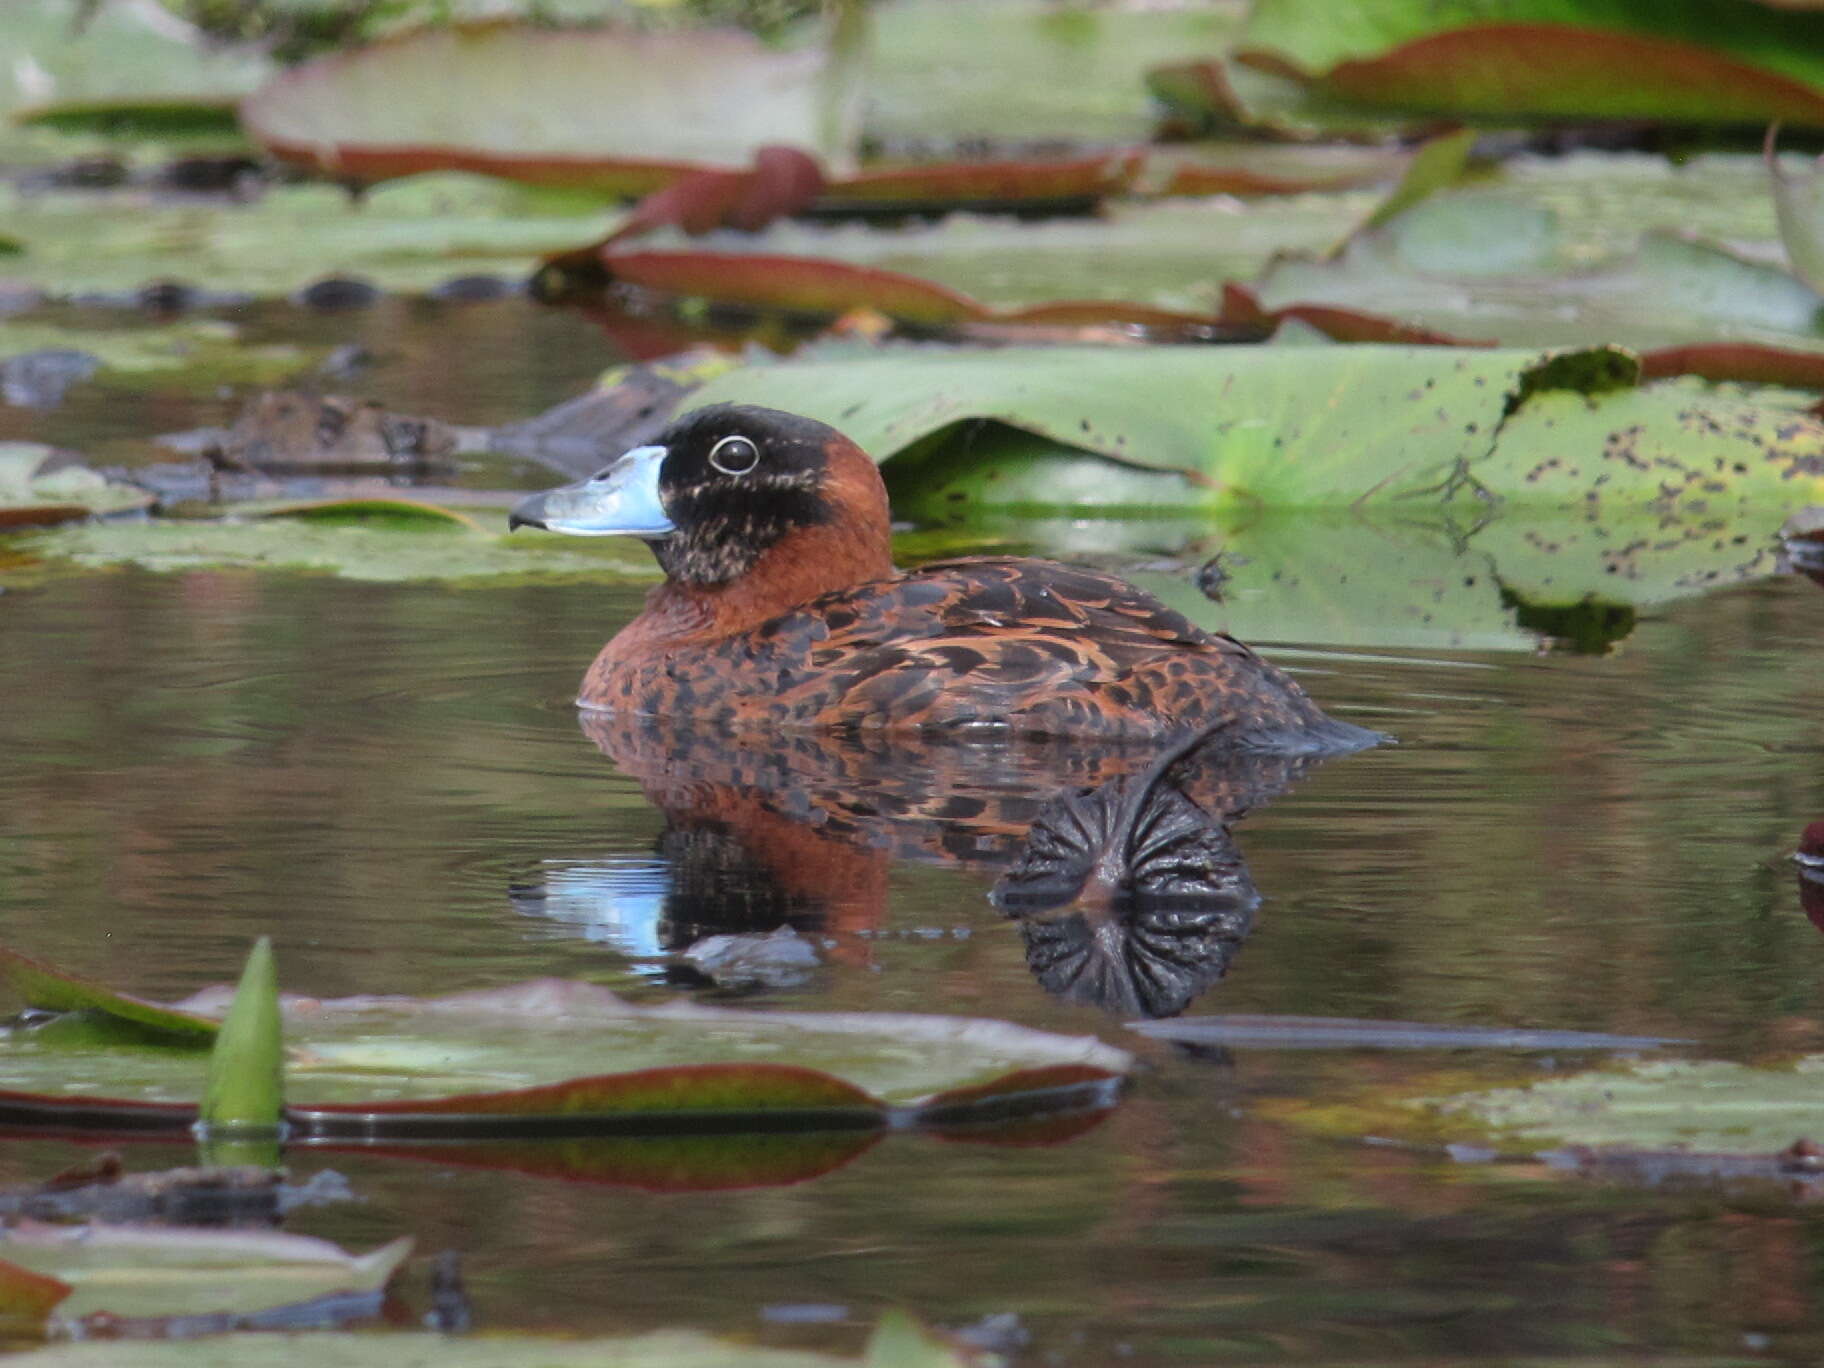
[0,174,616,298]
[685,343,1824,511]
[1424,1055,1824,1152]
[14,512,652,584]
[0,1223,409,1322]
[0,1,270,128]
[0,445,153,527]
[1237,0,1824,127]
[0,318,316,392]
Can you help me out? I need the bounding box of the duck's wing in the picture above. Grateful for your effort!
[788,558,1261,730]
[913,557,1258,666]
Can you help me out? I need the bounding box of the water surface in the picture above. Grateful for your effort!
[4,557,1823,1361]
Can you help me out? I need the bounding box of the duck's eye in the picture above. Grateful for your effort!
[708,434,760,476]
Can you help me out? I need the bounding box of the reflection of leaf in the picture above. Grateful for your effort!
[1237,0,1824,127]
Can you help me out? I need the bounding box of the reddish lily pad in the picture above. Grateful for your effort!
[1237,0,1824,127]
[0,1256,69,1330]
[0,1222,409,1322]
[606,147,827,244]
[0,947,217,1041]
[821,152,1139,213]
[241,23,836,193]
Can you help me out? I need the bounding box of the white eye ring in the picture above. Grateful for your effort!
[708,434,760,476]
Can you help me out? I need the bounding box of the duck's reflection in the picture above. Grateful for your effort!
[991,724,1259,1017]
[517,711,1337,1013]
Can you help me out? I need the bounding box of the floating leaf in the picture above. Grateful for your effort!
[1769,124,1824,292]
[3,1328,852,1366]
[0,946,216,1041]
[1250,194,1824,351]
[0,971,1129,1140]
[242,24,837,192]
[0,1222,408,1322]
[1424,1056,1824,1152]
[685,344,1824,511]
[1129,1016,1686,1051]
[597,250,994,325]
[0,319,317,393]
[0,0,270,127]
[864,1309,980,1368]
[1237,0,1824,127]
[19,513,651,584]
[0,445,153,530]
[0,175,613,298]
[822,153,1137,214]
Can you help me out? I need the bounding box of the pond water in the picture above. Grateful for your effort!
[3,297,1824,1362]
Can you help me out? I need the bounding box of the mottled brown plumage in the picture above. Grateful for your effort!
[513,404,1380,749]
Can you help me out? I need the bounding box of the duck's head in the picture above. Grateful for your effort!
[510,403,892,589]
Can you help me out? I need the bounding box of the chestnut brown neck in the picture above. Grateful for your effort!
[605,442,894,659]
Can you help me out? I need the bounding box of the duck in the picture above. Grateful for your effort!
[509,403,1381,750]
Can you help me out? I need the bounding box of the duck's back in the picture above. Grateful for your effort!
[585,556,1374,749]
